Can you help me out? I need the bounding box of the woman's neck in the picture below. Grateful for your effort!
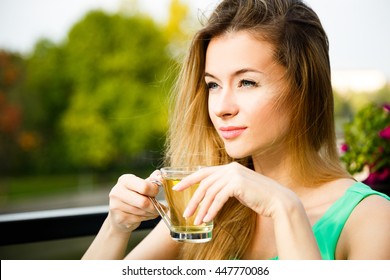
[252,150,299,190]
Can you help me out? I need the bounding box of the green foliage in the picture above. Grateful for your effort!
[23,39,71,131]
[0,2,192,175]
[60,10,171,169]
[340,103,390,177]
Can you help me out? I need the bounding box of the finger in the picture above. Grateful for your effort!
[193,179,228,225]
[109,207,157,232]
[118,174,159,197]
[128,192,158,214]
[172,166,215,191]
[111,199,158,218]
[146,170,164,198]
[110,187,157,215]
[146,170,162,183]
[183,175,218,218]
[202,189,231,223]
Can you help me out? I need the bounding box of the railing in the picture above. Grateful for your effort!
[0,205,160,246]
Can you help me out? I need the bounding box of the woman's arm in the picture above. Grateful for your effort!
[82,171,172,259]
[82,215,132,260]
[272,192,321,259]
[339,195,390,259]
[83,218,181,260]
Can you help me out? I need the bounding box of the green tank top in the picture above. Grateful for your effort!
[272,182,390,260]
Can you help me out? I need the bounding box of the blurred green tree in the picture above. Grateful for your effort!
[1,1,192,175]
[60,10,172,169]
[20,39,72,173]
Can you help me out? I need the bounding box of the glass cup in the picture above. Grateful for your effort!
[149,166,213,243]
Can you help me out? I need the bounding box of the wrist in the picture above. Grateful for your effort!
[272,190,305,222]
[105,214,134,238]
[271,192,321,259]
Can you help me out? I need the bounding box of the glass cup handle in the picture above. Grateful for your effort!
[149,180,173,231]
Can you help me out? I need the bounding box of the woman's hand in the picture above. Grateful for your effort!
[173,162,294,225]
[82,170,168,260]
[107,170,162,233]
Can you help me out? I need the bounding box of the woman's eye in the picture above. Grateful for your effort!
[207,82,219,90]
[239,79,258,88]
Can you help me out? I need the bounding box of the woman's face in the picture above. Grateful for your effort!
[205,31,290,160]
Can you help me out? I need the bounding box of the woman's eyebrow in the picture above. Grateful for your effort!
[204,72,216,79]
[205,68,263,79]
[234,68,263,75]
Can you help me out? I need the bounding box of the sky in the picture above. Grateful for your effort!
[1,0,390,90]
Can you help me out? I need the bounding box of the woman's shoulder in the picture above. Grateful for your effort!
[314,178,388,206]
[324,179,390,231]
[347,187,390,225]
[337,183,390,259]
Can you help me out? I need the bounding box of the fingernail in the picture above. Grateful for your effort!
[203,213,211,222]
[183,207,190,218]
[194,216,202,225]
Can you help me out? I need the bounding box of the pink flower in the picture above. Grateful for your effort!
[379,126,390,140]
[364,167,390,185]
[340,143,349,153]
[383,104,390,112]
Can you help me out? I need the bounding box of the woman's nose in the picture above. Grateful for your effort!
[211,88,239,118]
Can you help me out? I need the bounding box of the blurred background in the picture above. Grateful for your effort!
[0,0,389,259]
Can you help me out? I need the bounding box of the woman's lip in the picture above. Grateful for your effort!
[219,126,247,139]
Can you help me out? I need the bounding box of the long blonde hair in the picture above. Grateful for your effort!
[164,0,349,259]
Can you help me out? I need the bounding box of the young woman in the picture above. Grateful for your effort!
[83,0,390,260]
